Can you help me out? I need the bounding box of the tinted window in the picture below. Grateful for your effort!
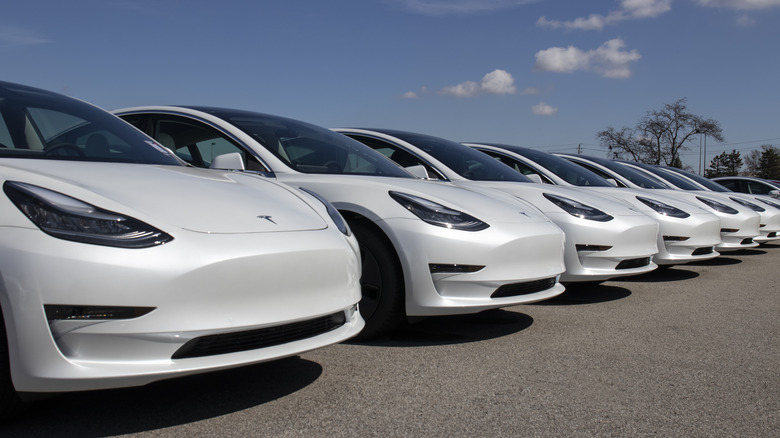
[0,82,181,165]
[201,109,411,177]
[380,132,528,182]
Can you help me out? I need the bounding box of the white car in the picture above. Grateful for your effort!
[334,128,661,283]
[0,82,365,419]
[624,163,780,243]
[557,154,760,252]
[712,176,780,199]
[113,106,568,340]
[464,143,722,265]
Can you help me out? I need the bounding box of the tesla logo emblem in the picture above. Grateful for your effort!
[258,215,277,224]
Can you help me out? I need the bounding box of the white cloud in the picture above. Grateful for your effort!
[694,0,780,9]
[401,91,418,99]
[393,0,539,16]
[440,69,517,97]
[736,13,757,24]
[534,38,641,79]
[0,25,50,48]
[537,0,672,31]
[532,102,558,116]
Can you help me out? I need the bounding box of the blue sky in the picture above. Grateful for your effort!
[2,0,779,170]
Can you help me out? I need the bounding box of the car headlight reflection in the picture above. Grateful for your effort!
[543,193,613,222]
[729,197,765,212]
[636,196,690,218]
[4,181,172,248]
[389,191,488,231]
[299,187,351,236]
[696,196,739,215]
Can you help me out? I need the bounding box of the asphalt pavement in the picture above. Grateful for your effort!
[2,244,779,437]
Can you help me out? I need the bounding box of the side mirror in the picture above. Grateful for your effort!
[404,164,429,179]
[769,189,780,199]
[604,178,619,187]
[210,152,246,171]
[525,173,543,184]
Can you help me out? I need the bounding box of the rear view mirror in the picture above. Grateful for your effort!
[525,173,543,184]
[404,164,429,179]
[605,178,619,187]
[769,189,780,199]
[210,152,246,171]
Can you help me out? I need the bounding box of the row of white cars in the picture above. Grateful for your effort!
[0,81,775,420]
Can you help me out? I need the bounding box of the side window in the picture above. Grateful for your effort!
[747,181,772,195]
[480,150,554,184]
[150,116,265,171]
[348,135,445,180]
[717,179,737,190]
[0,114,12,147]
[574,161,626,187]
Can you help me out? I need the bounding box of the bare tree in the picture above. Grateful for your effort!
[597,98,724,167]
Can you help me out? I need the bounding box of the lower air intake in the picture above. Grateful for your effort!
[491,277,556,298]
[172,311,346,359]
[741,238,754,245]
[615,257,651,270]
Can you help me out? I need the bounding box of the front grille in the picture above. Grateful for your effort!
[615,257,651,270]
[491,277,556,298]
[172,311,346,359]
[692,247,714,256]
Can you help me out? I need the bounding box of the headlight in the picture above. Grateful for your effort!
[4,181,172,248]
[298,187,351,236]
[389,191,488,231]
[757,198,780,210]
[543,193,613,222]
[696,196,739,215]
[636,196,690,218]
[729,197,765,212]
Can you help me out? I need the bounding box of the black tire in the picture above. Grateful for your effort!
[348,220,405,340]
[0,309,24,422]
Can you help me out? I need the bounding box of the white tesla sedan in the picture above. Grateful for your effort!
[334,129,660,283]
[0,82,365,419]
[113,106,567,340]
[464,143,722,265]
[623,163,780,243]
[556,154,760,252]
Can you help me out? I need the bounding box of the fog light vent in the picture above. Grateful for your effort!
[615,257,651,270]
[741,238,754,245]
[44,305,154,321]
[692,247,714,256]
[491,277,556,298]
[429,264,485,273]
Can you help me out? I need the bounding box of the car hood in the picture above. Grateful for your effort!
[0,160,328,233]
[275,174,555,224]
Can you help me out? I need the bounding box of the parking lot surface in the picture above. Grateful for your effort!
[2,244,779,437]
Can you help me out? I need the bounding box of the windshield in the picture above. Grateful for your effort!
[661,166,731,192]
[385,132,528,182]
[199,108,411,177]
[485,144,611,187]
[626,162,701,190]
[0,81,181,165]
[577,156,672,189]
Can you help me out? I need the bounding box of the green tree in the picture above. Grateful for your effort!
[744,145,780,178]
[597,98,724,167]
[705,150,742,177]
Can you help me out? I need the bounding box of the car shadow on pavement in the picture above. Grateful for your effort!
[0,356,322,436]
[531,284,631,306]
[686,256,743,267]
[612,265,701,283]
[358,309,534,347]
